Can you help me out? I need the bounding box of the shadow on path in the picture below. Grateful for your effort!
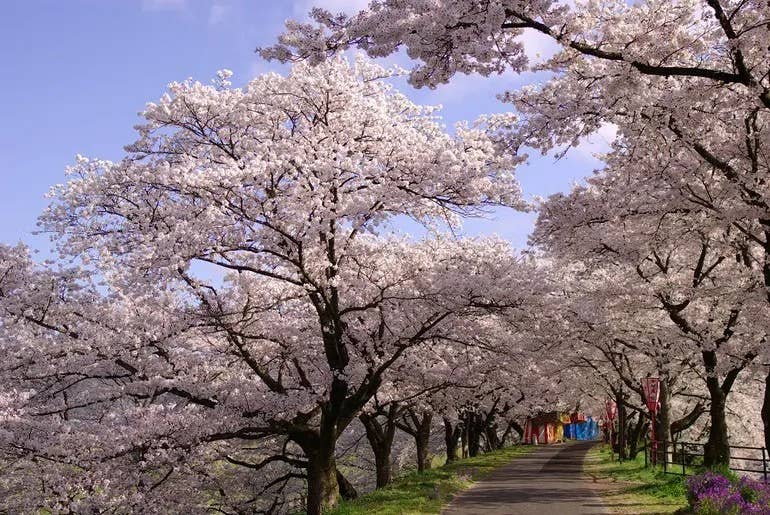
[442,441,608,514]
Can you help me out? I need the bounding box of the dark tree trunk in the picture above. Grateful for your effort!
[373,452,392,488]
[468,424,481,458]
[499,422,515,447]
[467,416,481,457]
[336,470,358,500]
[763,369,770,453]
[478,405,501,452]
[656,377,673,465]
[305,445,339,515]
[302,303,350,514]
[763,225,770,455]
[360,405,398,488]
[297,393,354,514]
[510,420,524,441]
[762,224,770,455]
[656,379,672,442]
[671,403,706,438]
[461,421,469,458]
[443,417,461,463]
[704,373,731,467]
[416,426,431,472]
[484,424,502,451]
[616,386,627,460]
[397,409,434,472]
[608,386,626,458]
[627,413,647,459]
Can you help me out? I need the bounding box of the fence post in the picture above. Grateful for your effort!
[763,447,767,483]
[662,440,667,474]
[681,442,686,476]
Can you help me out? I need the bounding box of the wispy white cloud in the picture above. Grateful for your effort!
[418,72,507,109]
[208,1,229,24]
[573,123,618,162]
[518,29,560,63]
[141,0,186,11]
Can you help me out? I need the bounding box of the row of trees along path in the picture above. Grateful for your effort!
[2,0,770,513]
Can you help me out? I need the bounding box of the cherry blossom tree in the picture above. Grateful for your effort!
[0,245,219,513]
[263,0,768,105]
[532,151,767,465]
[347,294,536,486]
[32,57,537,513]
[545,267,712,459]
[265,0,770,456]
[353,296,550,485]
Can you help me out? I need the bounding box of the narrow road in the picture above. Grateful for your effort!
[442,441,609,514]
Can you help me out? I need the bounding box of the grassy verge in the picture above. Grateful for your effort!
[584,445,689,514]
[329,445,533,515]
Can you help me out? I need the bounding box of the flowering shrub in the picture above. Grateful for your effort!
[687,471,770,514]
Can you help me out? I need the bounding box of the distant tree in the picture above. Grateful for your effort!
[533,154,767,465]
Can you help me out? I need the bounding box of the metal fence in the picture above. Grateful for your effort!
[642,439,769,481]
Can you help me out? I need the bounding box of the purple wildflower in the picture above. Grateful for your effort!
[687,472,770,514]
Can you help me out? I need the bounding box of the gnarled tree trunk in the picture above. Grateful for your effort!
[462,412,482,458]
[360,404,398,488]
[703,361,730,467]
[704,391,730,467]
[305,445,339,515]
[443,417,461,463]
[655,377,673,466]
[614,386,627,460]
[627,413,647,459]
[484,424,502,451]
[336,470,358,501]
[397,409,434,472]
[762,369,770,453]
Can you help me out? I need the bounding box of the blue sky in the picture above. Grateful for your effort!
[0,0,613,254]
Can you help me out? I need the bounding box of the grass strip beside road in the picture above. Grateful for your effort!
[329,445,533,515]
[584,445,689,514]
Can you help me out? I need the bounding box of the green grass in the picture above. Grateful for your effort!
[585,445,690,514]
[328,445,532,515]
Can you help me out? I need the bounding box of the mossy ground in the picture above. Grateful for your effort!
[328,445,533,515]
[584,445,690,514]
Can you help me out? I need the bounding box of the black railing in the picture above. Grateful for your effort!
[642,439,769,481]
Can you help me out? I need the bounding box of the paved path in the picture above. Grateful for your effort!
[442,441,609,514]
